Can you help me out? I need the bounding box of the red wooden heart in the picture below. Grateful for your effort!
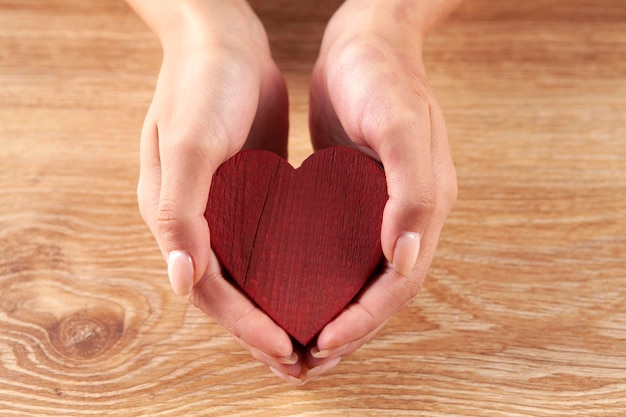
[205,147,388,345]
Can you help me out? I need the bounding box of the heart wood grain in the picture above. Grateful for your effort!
[205,147,388,345]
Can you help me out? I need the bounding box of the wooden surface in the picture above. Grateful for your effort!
[1,0,625,415]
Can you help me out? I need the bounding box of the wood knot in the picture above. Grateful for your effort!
[48,309,123,360]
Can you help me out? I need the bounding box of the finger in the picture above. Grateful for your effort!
[373,99,437,279]
[311,265,416,356]
[302,357,343,382]
[154,120,229,295]
[236,338,305,385]
[308,177,453,363]
[236,338,302,370]
[305,315,391,369]
[189,250,296,362]
[269,367,306,387]
[306,257,425,364]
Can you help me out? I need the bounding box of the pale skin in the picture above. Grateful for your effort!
[127,0,461,384]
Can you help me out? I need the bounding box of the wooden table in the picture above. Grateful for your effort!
[1,1,625,415]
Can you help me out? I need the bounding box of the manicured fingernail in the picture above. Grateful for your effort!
[310,346,335,359]
[277,352,298,365]
[392,232,421,277]
[269,367,305,386]
[167,250,194,296]
[306,357,342,380]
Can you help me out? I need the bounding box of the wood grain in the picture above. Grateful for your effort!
[205,148,387,345]
[1,0,625,415]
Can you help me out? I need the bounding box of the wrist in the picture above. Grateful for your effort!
[349,0,463,34]
[326,0,464,49]
[321,0,426,58]
[130,0,267,56]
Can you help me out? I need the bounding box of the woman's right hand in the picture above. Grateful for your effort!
[132,0,302,378]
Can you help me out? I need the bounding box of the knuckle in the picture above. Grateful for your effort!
[401,284,421,306]
[370,108,425,143]
[161,122,228,164]
[407,85,431,104]
[227,321,244,340]
[228,307,256,341]
[407,183,438,217]
[155,199,184,241]
[166,134,206,158]
[156,199,178,223]
[396,272,423,301]
[406,277,423,299]
[188,270,216,307]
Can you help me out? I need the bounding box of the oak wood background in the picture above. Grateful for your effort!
[1,0,625,415]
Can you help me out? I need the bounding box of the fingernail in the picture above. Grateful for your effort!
[392,232,421,277]
[306,357,342,380]
[276,351,299,365]
[167,250,194,296]
[311,346,336,359]
[269,367,306,386]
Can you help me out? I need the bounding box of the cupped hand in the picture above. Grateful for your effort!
[305,1,458,379]
[135,4,303,378]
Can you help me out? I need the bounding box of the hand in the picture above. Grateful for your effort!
[305,0,458,378]
[134,1,303,377]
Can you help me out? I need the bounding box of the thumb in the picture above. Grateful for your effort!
[156,136,223,296]
[376,109,436,278]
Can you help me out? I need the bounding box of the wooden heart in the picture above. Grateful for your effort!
[205,147,388,345]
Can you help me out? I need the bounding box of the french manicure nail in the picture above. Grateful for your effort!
[306,357,342,380]
[392,232,421,277]
[277,351,299,365]
[167,250,194,296]
[269,367,305,386]
[310,346,335,359]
